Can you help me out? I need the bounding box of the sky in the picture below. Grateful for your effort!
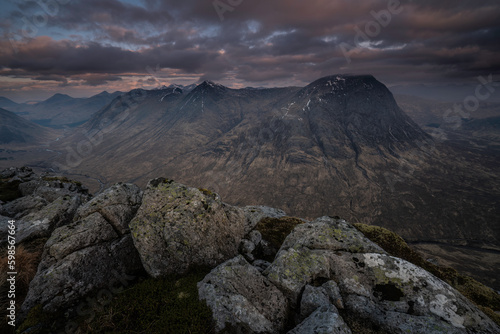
[0,0,499,102]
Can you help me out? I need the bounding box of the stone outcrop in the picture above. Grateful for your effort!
[200,216,500,334]
[4,171,498,334]
[0,167,90,245]
[20,183,144,317]
[130,178,247,277]
[198,255,289,333]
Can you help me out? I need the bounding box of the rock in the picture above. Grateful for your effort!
[240,238,256,261]
[130,178,247,277]
[248,230,263,245]
[20,184,144,318]
[322,281,344,310]
[341,252,500,333]
[198,255,289,333]
[75,182,142,235]
[242,205,287,232]
[300,285,331,319]
[265,247,332,306]
[288,305,351,334]
[0,167,17,179]
[279,216,385,254]
[253,259,272,273]
[265,216,385,306]
[0,166,34,180]
[0,195,48,219]
[30,178,89,203]
[14,194,84,244]
[264,216,500,334]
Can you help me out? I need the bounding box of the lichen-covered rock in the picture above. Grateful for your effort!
[130,178,247,277]
[198,255,289,333]
[14,194,84,244]
[279,216,385,254]
[265,247,332,306]
[0,195,47,219]
[265,217,385,307]
[264,216,500,334]
[75,182,142,235]
[20,183,144,319]
[339,252,500,333]
[288,305,351,334]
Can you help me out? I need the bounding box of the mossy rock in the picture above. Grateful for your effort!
[353,223,500,327]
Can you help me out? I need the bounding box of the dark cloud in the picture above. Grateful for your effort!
[0,0,499,100]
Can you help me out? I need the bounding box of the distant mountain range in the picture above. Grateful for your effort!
[0,91,122,128]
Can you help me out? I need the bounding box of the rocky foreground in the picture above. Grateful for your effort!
[0,167,499,333]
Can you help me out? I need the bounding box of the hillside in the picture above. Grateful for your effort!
[0,108,55,145]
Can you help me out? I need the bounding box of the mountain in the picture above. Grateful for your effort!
[0,108,54,145]
[8,75,500,289]
[0,96,20,110]
[7,91,122,128]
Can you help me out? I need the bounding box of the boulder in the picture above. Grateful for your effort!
[265,217,386,306]
[242,205,287,232]
[263,216,500,334]
[198,255,289,333]
[20,183,144,318]
[130,178,247,277]
[279,216,385,254]
[75,182,142,235]
[265,247,333,306]
[300,285,331,319]
[14,194,84,244]
[0,195,48,219]
[288,305,351,334]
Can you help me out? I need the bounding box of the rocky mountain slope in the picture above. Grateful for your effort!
[0,168,499,333]
[0,108,56,145]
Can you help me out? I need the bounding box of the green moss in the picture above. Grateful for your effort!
[353,223,500,327]
[0,178,22,202]
[80,267,215,334]
[42,176,82,187]
[256,216,304,250]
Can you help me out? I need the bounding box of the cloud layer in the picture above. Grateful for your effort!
[1,0,499,101]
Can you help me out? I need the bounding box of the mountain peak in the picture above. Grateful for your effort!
[198,80,227,90]
[44,93,73,104]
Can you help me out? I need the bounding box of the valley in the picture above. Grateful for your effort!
[1,75,499,290]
